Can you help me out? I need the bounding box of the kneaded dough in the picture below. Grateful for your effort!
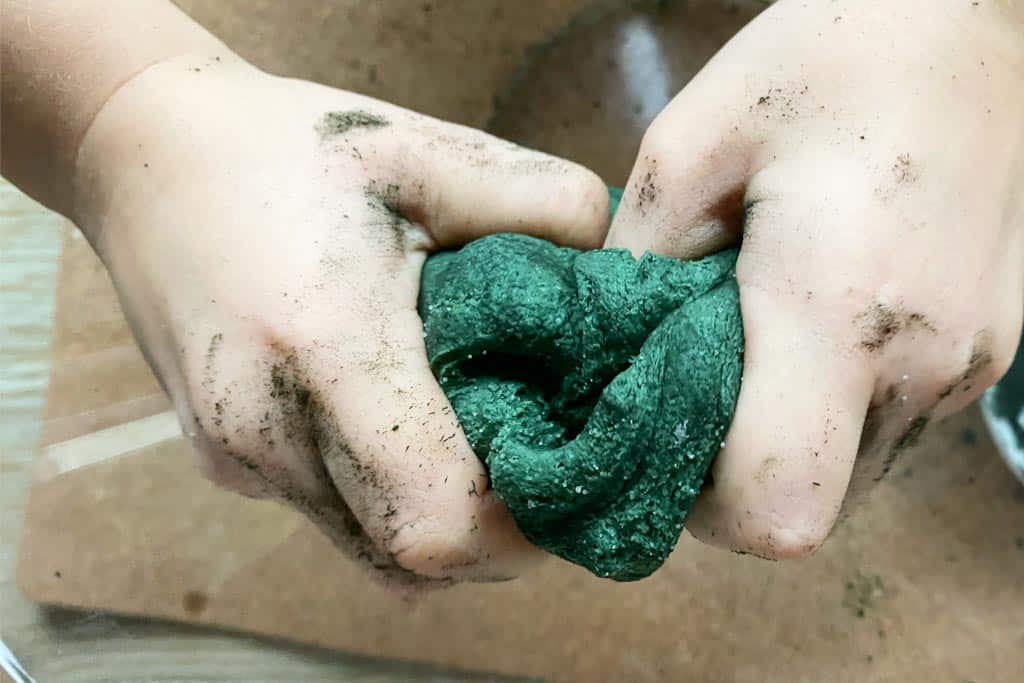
[418,198,743,581]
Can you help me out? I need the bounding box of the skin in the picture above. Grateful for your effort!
[609,0,1024,559]
[3,0,1021,582]
[2,1,609,585]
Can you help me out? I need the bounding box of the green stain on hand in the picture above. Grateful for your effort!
[316,110,389,139]
[418,190,744,580]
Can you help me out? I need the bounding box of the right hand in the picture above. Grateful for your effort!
[607,0,1024,560]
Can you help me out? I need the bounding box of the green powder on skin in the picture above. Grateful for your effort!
[316,110,389,139]
[418,191,744,580]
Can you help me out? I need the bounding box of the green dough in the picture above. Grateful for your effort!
[418,191,744,580]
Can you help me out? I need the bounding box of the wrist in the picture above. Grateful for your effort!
[71,53,262,251]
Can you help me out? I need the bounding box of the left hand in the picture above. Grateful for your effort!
[72,54,610,584]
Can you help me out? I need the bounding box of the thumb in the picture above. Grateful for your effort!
[306,306,542,581]
[399,120,612,249]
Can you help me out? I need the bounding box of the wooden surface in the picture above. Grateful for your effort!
[11,224,1024,682]
[0,180,63,681]
[4,1,1024,681]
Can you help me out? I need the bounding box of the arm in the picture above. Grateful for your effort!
[1,0,225,219]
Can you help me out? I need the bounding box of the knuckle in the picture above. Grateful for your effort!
[638,115,679,165]
[740,516,832,561]
[561,170,611,237]
[386,514,477,578]
[268,321,315,354]
[575,167,612,208]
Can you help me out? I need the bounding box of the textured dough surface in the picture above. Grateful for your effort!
[419,213,743,580]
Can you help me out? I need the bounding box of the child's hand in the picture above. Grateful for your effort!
[73,55,609,584]
[608,0,1024,559]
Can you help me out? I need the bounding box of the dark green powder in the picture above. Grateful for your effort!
[316,110,389,139]
[418,193,743,580]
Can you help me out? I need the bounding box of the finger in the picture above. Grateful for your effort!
[176,327,429,586]
[394,121,612,249]
[684,163,887,558]
[685,283,875,559]
[318,102,608,248]
[605,89,754,258]
[175,327,331,503]
[304,305,543,581]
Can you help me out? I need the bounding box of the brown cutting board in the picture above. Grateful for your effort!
[17,222,1024,683]
[16,1,1024,680]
